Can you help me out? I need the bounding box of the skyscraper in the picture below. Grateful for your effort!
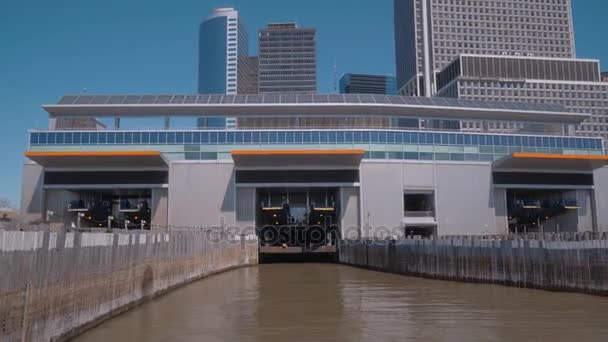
[198,7,251,95]
[258,23,317,94]
[394,0,576,96]
[339,74,397,95]
[240,56,259,95]
[394,0,608,145]
[435,54,608,140]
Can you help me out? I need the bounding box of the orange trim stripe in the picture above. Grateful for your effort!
[231,149,365,156]
[25,151,161,158]
[512,153,608,161]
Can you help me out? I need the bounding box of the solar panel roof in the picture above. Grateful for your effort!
[50,94,566,112]
[54,94,569,113]
[45,93,589,125]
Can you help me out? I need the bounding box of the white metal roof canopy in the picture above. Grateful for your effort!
[42,94,588,124]
[43,104,588,124]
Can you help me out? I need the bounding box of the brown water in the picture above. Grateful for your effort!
[76,264,608,342]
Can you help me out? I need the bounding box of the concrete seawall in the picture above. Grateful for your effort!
[339,237,608,295]
[0,229,258,341]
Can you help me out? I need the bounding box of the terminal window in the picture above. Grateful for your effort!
[403,191,436,238]
[403,192,435,218]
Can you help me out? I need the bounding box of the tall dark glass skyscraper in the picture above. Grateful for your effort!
[198,8,251,95]
[339,74,397,95]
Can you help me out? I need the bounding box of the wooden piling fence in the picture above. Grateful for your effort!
[339,236,608,295]
[0,229,258,341]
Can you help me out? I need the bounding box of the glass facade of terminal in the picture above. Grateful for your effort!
[28,129,604,162]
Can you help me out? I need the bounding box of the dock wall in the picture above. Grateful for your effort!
[339,237,608,295]
[0,230,258,341]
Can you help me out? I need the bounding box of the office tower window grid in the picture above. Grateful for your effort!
[395,0,576,95]
[433,55,608,142]
[239,56,259,95]
[395,0,608,146]
[258,23,317,93]
[456,80,608,140]
[430,0,575,72]
[225,14,251,94]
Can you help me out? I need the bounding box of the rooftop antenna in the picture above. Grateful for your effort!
[332,60,337,93]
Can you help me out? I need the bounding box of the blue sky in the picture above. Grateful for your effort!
[1,0,607,206]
